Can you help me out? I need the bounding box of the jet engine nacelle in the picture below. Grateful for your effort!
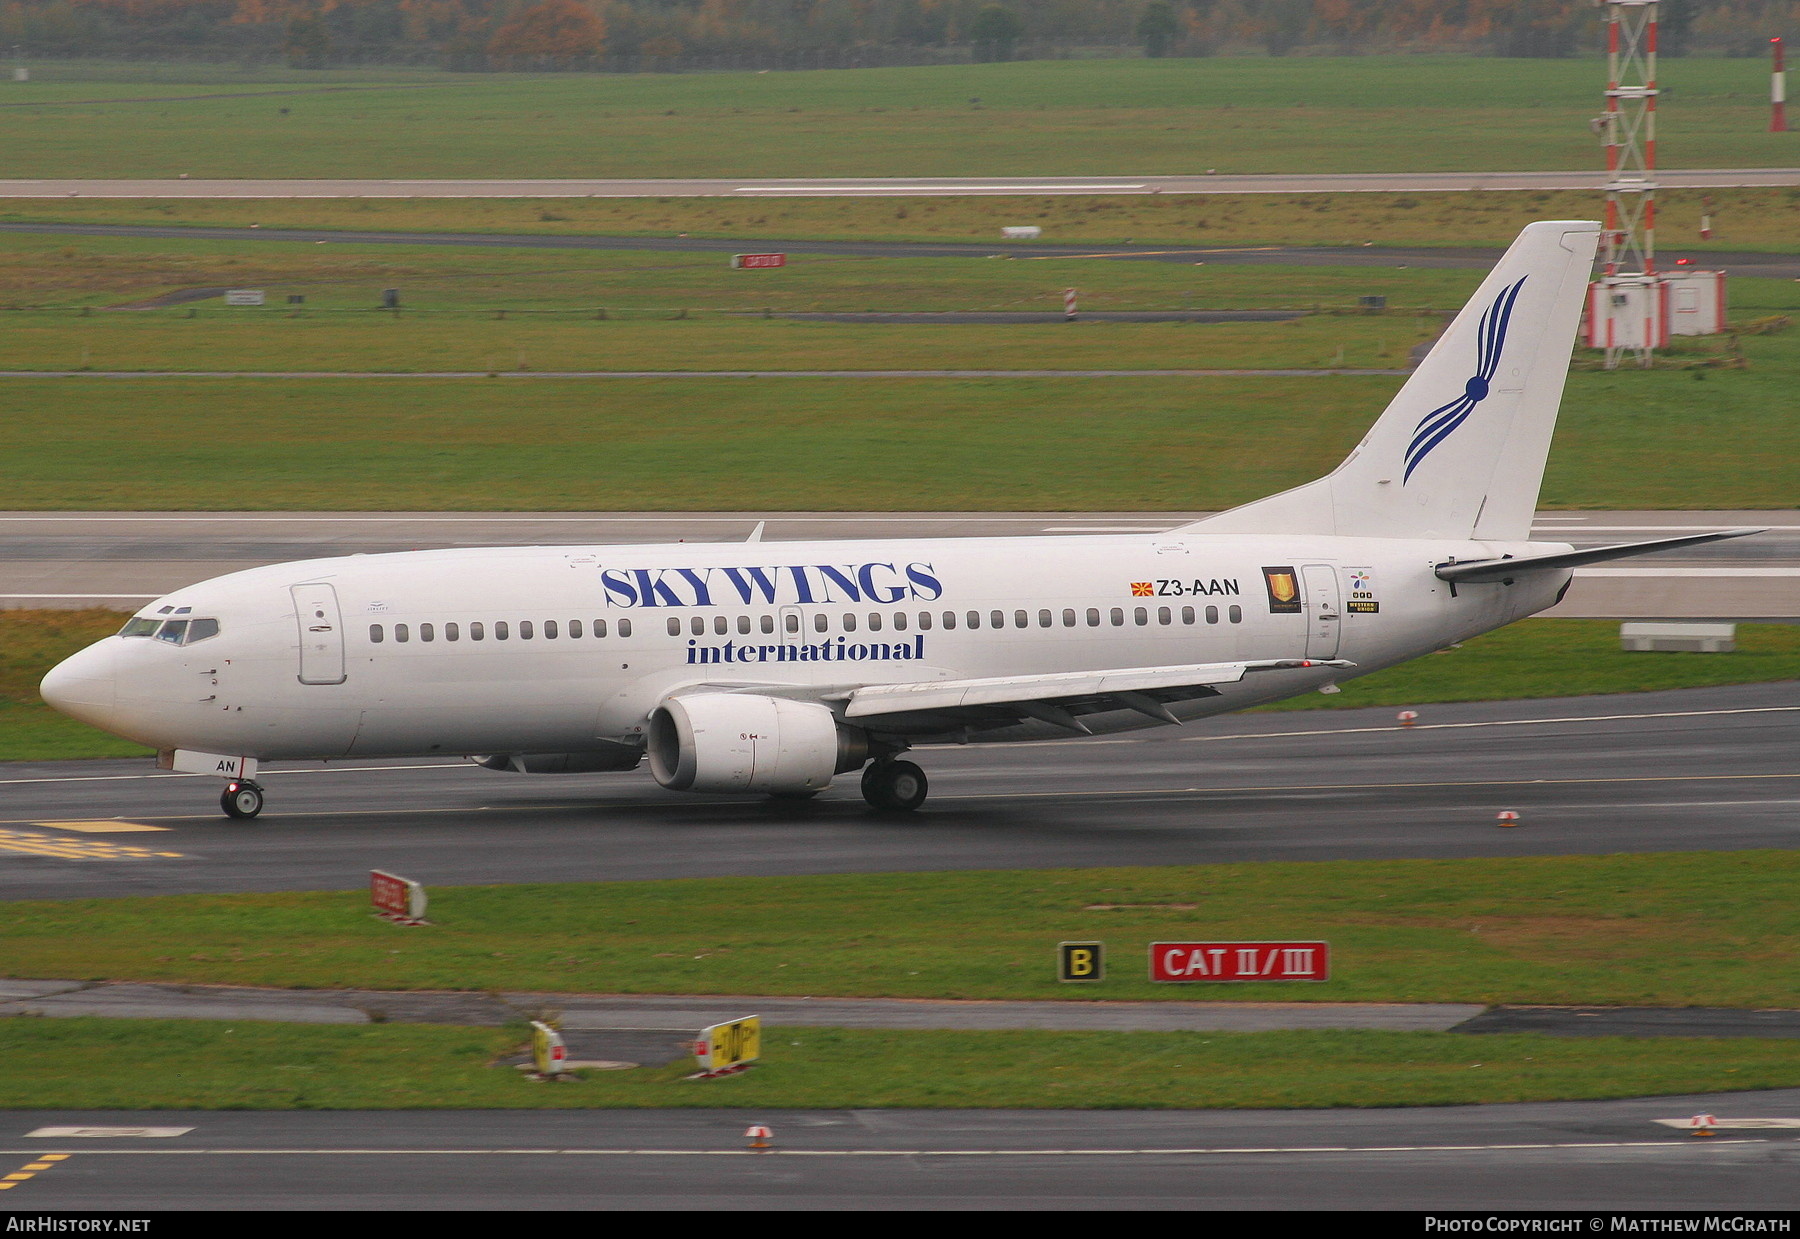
[473,744,643,774]
[647,693,868,794]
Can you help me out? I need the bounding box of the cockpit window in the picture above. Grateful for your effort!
[126,617,220,645]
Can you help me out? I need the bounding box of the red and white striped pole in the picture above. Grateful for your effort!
[1774,38,1788,133]
[1063,288,1078,320]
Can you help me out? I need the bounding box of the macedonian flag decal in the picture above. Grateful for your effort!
[1131,582,1155,597]
[1262,566,1303,614]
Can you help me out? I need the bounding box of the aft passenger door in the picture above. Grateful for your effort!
[291,582,347,685]
[1300,564,1341,659]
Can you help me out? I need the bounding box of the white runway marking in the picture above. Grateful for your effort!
[0,1139,1760,1158]
[1182,704,1800,744]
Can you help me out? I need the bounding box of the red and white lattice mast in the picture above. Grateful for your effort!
[1592,0,1663,368]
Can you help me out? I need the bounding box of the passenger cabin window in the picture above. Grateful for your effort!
[446,622,460,641]
[590,619,606,638]
[785,613,799,634]
[470,622,485,641]
[1063,609,1076,627]
[1181,606,1195,625]
[1228,605,1243,624]
[966,611,981,630]
[1205,606,1219,624]
[369,624,384,643]
[893,612,908,631]
[1134,607,1148,626]
[519,621,534,640]
[619,618,632,637]
[1158,607,1172,625]
[868,613,882,632]
[941,612,956,630]
[1086,608,1100,627]
[544,620,558,639]
[667,618,681,636]
[119,617,161,638]
[691,617,705,636]
[419,623,434,642]
[738,616,751,635]
[494,621,509,640]
[395,624,409,643]
[814,614,828,633]
[567,620,581,639]
[760,615,775,635]
[843,614,857,632]
[1109,608,1124,626]
[917,612,932,630]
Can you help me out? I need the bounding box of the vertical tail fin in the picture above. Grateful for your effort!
[1183,220,1600,541]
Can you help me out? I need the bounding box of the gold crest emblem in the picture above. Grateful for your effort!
[1262,566,1304,613]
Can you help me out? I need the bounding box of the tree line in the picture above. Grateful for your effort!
[0,0,1791,71]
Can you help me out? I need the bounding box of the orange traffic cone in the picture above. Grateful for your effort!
[1689,1114,1718,1138]
[746,1124,773,1150]
[1496,810,1521,828]
[1397,710,1419,728]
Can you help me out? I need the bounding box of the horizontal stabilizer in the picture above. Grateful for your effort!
[1435,528,1764,584]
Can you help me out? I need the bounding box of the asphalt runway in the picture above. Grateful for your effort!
[8,220,1800,280]
[2,1098,1797,1210]
[4,509,1794,618]
[5,168,1799,197]
[3,682,1795,902]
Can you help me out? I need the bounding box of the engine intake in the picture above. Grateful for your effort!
[648,693,867,794]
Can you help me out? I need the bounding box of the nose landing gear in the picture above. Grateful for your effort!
[860,759,928,812]
[221,780,265,820]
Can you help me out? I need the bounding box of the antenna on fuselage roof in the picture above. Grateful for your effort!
[745,521,766,543]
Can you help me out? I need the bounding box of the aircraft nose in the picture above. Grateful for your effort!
[40,640,120,728]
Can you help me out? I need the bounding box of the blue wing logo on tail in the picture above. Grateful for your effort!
[1403,276,1526,483]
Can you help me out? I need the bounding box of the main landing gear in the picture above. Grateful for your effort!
[221,780,265,820]
[861,759,928,812]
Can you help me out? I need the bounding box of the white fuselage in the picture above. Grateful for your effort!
[44,531,1571,763]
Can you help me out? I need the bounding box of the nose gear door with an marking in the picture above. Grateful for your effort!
[291,583,347,685]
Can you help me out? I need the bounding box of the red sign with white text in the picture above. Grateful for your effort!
[1150,941,1329,983]
[731,253,787,269]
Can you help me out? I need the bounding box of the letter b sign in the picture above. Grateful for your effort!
[1058,941,1104,983]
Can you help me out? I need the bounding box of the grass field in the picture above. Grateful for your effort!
[3,57,1797,178]
[4,851,1799,1007]
[8,613,1799,762]
[11,186,1800,253]
[6,1019,1800,1111]
[0,230,1495,313]
[2,354,1795,510]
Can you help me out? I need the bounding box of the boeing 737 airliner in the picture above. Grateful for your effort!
[40,221,1756,818]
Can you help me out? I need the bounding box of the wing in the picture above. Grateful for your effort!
[823,657,1353,736]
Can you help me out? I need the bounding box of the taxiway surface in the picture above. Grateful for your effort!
[2,1098,1797,1210]
[4,169,1799,197]
[3,683,1795,902]
[5,509,1794,618]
